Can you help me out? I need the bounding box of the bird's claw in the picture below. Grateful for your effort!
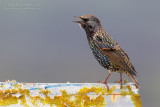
[114,81,121,83]
[98,81,109,90]
[98,80,106,84]
[114,81,123,89]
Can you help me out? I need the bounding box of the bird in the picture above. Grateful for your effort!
[73,15,139,90]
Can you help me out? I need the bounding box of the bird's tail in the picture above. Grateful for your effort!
[128,72,139,88]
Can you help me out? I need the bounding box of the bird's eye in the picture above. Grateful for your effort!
[83,18,89,22]
[88,25,93,28]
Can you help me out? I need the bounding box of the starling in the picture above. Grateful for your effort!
[73,15,139,90]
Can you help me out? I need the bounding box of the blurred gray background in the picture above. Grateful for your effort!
[0,0,160,106]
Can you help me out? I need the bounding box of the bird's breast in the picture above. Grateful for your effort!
[89,39,111,69]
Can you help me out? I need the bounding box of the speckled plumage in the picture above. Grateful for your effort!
[73,15,139,89]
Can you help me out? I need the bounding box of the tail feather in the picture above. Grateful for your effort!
[128,72,139,88]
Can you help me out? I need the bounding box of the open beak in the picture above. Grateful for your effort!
[73,16,83,24]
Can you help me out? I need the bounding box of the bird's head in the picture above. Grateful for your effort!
[73,15,102,34]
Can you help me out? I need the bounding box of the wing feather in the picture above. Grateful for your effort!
[93,32,137,76]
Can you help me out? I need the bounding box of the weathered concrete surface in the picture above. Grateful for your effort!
[0,80,141,107]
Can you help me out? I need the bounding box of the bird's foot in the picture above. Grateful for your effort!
[114,81,122,89]
[98,80,106,84]
[98,81,109,90]
[114,81,121,83]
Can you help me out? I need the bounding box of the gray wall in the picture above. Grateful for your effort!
[0,0,160,106]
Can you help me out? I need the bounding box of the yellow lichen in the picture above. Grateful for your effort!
[29,95,42,107]
[73,86,107,106]
[39,88,51,96]
[13,83,22,89]
[130,94,142,107]
[120,85,142,107]
[0,93,18,106]
[19,95,29,107]
[0,82,141,107]
[107,86,116,95]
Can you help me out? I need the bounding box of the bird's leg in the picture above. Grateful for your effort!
[114,71,122,88]
[98,72,112,90]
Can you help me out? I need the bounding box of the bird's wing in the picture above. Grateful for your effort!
[94,33,136,76]
[93,32,120,53]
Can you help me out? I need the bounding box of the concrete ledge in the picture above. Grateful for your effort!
[0,80,141,107]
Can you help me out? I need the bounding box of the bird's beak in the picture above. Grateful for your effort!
[73,16,82,19]
[72,21,82,23]
[73,16,83,24]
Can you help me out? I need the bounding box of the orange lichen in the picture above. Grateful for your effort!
[0,90,3,95]
[11,89,18,94]
[19,89,30,96]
